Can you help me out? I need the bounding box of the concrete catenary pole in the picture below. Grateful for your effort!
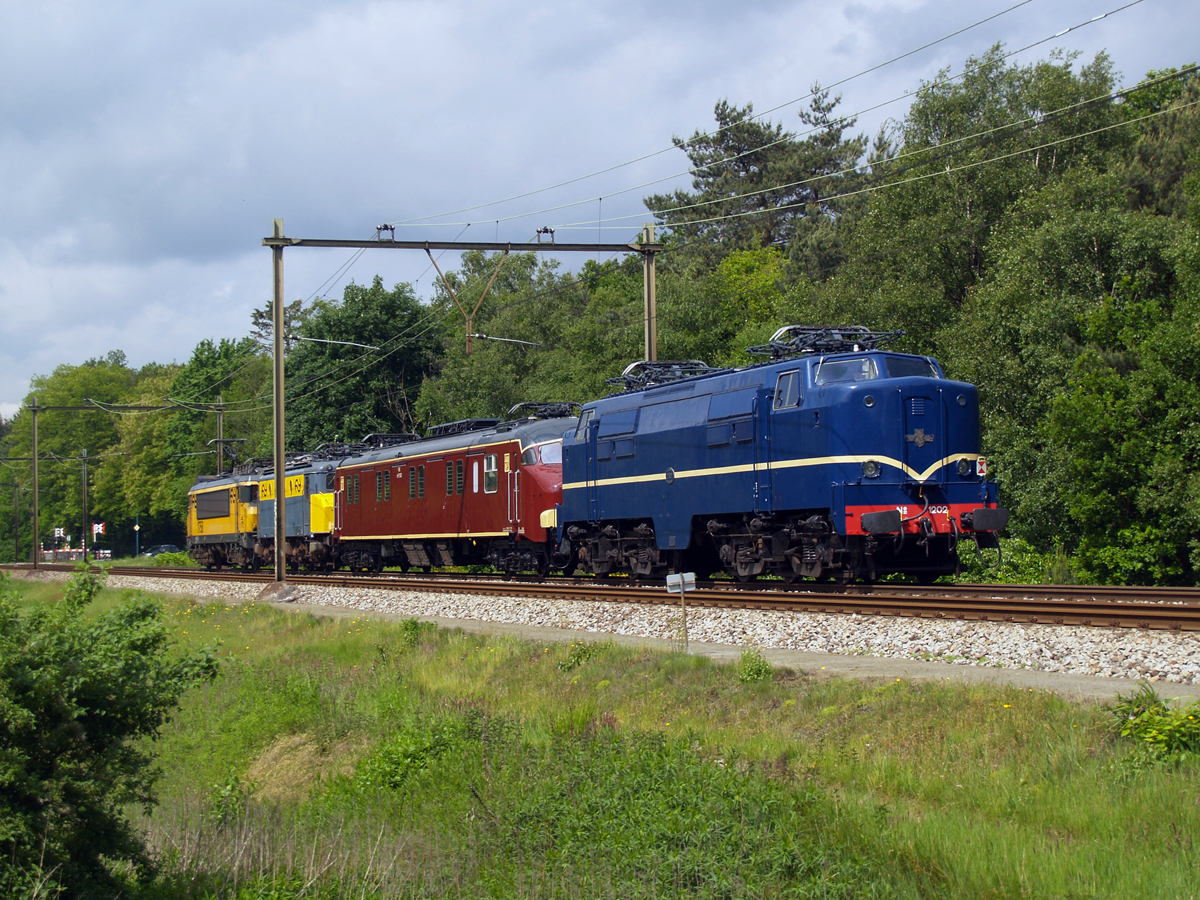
[271,219,287,582]
[31,397,38,568]
[642,224,658,362]
[81,448,88,563]
[216,394,224,474]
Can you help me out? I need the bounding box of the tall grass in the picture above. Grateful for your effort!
[8,578,1200,898]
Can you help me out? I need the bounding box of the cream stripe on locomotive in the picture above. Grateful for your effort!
[562,452,981,492]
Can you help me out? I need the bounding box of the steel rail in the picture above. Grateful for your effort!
[8,563,1200,632]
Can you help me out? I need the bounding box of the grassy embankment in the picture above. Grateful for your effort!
[9,577,1200,898]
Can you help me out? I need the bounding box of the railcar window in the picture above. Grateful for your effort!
[539,441,562,465]
[773,370,802,409]
[885,356,940,378]
[484,454,498,493]
[455,460,464,494]
[814,357,877,385]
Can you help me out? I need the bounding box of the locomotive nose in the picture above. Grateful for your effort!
[901,393,945,483]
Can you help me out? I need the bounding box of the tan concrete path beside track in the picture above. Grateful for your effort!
[268,592,1200,705]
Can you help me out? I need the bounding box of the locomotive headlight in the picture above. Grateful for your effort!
[864,395,876,408]
[957,458,972,477]
[862,459,881,479]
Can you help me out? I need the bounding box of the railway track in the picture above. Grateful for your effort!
[8,563,1200,632]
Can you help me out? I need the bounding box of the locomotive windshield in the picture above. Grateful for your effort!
[521,441,563,465]
[814,355,941,384]
[814,357,877,384]
[884,356,940,378]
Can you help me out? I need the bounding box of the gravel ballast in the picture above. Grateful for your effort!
[16,570,1200,686]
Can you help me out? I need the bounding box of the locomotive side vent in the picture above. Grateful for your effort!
[909,398,926,416]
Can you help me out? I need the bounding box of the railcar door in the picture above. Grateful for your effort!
[506,450,522,531]
[753,389,774,515]
[585,419,600,524]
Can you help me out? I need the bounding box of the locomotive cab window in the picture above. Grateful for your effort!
[522,447,537,466]
[884,356,941,378]
[539,441,562,465]
[773,370,802,409]
[814,357,878,385]
[483,454,498,493]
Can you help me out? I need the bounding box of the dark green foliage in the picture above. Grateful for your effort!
[645,89,867,277]
[1125,67,1200,218]
[0,568,218,896]
[285,277,442,447]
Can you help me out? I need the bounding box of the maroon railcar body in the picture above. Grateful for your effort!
[333,415,574,573]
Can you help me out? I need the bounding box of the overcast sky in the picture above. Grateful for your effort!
[1,0,1194,417]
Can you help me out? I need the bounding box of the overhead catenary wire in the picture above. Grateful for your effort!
[161,17,1175,417]
[557,64,1200,231]
[381,0,1147,236]
[649,97,1200,234]
[383,0,1048,228]
[244,2,1145,406]
[218,90,1191,413]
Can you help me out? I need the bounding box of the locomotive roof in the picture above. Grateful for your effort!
[587,348,947,413]
[339,415,576,468]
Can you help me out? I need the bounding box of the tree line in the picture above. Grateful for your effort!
[1,46,1197,584]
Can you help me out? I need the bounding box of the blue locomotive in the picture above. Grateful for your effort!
[557,326,1008,583]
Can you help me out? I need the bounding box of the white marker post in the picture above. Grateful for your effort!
[665,572,696,653]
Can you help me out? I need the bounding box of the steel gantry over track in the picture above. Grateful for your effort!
[262,219,663,583]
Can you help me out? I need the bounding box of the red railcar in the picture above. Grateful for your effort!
[334,410,577,574]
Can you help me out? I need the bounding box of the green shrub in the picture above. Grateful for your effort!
[1109,683,1200,762]
[557,639,607,672]
[0,566,218,895]
[397,617,437,648]
[737,647,773,683]
[355,718,467,791]
[151,550,197,567]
